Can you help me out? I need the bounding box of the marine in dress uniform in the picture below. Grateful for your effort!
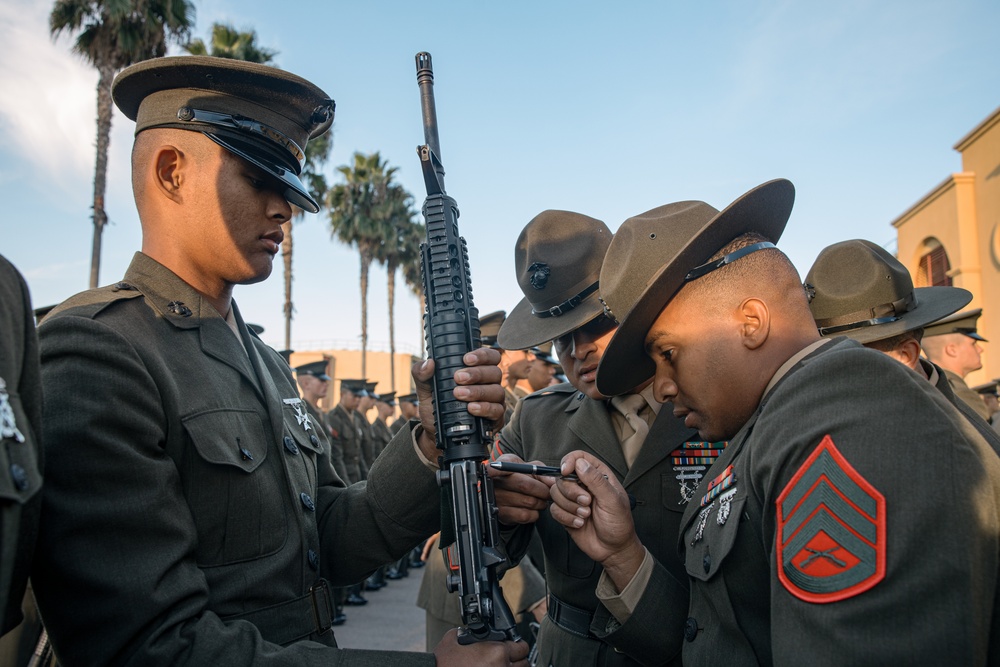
[973,381,1000,432]
[490,211,702,667]
[356,381,378,479]
[556,180,1000,664]
[326,380,367,484]
[0,255,43,657]
[30,56,523,667]
[371,392,395,460]
[922,309,994,422]
[391,393,419,436]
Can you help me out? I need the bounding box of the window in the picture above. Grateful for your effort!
[916,244,952,287]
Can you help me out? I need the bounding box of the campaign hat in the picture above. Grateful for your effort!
[294,360,330,381]
[924,308,987,341]
[805,240,972,344]
[479,310,506,348]
[596,179,794,396]
[112,55,335,213]
[498,210,612,350]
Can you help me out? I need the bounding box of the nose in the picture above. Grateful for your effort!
[653,368,678,404]
[569,330,597,360]
[269,190,292,222]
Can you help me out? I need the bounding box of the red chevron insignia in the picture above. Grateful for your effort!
[775,435,886,603]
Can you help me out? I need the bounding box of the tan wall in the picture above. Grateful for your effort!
[288,349,418,420]
[893,105,1000,387]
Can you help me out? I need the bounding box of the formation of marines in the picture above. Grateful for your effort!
[1,53,999,667]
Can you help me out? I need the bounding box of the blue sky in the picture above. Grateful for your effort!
[2,0,997,355]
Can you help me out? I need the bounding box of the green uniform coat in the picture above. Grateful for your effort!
[326,405,364,484]
[33,253,438,667]
[495,384,697,667]
[0,255,43,634]
[670,338,1000,665]
[943,367,994,422]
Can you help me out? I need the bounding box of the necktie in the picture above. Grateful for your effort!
[611,393,650,468]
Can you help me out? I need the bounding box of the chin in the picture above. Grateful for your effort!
[236,260,274,285]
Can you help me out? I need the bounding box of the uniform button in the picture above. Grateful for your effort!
[239,447,253,461]
[684,617,699,642]
[284,436,298,455]
[309,434,320,447]
[308,549,319,571]
[300,492,315,512]
[703,554,711,573]
[10,464,28,491]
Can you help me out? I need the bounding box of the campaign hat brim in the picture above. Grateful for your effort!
[596,179,794,397]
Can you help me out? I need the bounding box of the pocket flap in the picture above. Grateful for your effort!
[183,409,268,473]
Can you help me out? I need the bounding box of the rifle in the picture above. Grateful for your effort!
[414,51,520,645]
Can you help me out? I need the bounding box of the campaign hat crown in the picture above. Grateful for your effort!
[596,179,794,397]
[294,360,330,381]
[498,210,612,350]
[112,56,335,213]
[924,308,987,341]
[805,240,972,344]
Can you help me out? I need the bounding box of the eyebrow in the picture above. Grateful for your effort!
[644,331,671,356]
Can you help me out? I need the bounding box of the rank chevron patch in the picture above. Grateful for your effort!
[775,435,886,603]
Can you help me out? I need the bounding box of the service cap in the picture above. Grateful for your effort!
[112,55,335,213]
[294,360,330,381]
[924,308,987,341]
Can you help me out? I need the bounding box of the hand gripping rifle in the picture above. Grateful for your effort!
[414,51,520,645]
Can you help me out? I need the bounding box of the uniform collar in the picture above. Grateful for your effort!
[122,252,222,329]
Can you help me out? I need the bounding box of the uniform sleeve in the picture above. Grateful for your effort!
[33,315,435,667]
[589,553,685,665]
[492,399,537,568]
[316,422,440,584]
[757,350,1000,665]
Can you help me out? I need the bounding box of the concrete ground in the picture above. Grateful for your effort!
[333,566,429,653]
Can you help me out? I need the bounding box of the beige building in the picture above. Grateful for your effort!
[288,348,418,418]
[892,105,1000,386]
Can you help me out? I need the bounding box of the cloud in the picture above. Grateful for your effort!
[0,0,100,183]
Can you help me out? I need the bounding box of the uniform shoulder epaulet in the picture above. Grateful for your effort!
[42,282,144,323]
[522,382,577,401]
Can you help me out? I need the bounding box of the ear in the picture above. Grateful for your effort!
[153,145,185,203]
[737,298,770,350]
[892,338,923,369]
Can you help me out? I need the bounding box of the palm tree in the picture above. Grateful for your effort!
[184,22,277,63]
[400,218,427,356]
[374,186,419,390]
[50,0,195,289]
[282,133,332,349]
[327,152,401,376]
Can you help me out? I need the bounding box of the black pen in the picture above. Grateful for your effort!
[489,460,579,481]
